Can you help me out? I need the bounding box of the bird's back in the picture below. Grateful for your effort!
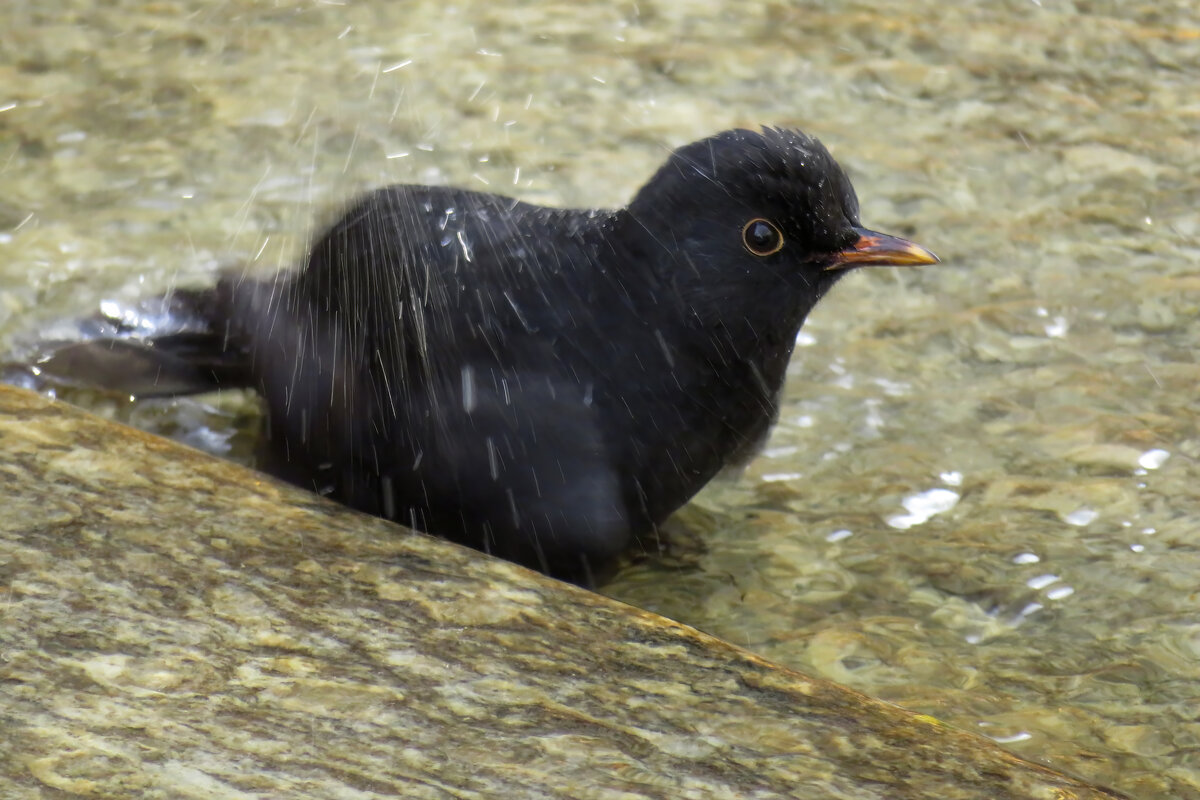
[225,185,645,578]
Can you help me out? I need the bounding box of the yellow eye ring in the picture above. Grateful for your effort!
[741,218,784,256]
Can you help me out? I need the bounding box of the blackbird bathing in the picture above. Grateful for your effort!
[29,127,938,584]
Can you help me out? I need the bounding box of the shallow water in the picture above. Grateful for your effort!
[1,1,1198,796]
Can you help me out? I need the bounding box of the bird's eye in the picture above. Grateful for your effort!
[741,218,784,257]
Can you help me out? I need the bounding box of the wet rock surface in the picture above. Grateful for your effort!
[0,385,1125,798]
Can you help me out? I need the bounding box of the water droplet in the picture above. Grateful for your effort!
[1012,602,1043,623]
[1138,448,1169,470]
[885,488,959,529]
[1026,574,1059,590]
[461,366,476,413]
[1063,508,1098,526]
[1044,316,1069,337]
[939,470,963,486]
[486,437,499,481]
[457,230,474,261]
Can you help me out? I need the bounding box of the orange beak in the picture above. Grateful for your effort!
[825,227,940,270]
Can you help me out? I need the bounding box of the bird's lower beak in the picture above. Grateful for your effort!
[825,227,940,271]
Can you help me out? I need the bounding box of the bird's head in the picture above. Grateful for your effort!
[624,127,937,325]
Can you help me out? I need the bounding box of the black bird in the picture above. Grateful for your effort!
[30,127,938,584]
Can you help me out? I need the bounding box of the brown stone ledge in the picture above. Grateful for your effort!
[0,385,1123,799]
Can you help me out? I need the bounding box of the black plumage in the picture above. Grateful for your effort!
[29,127,938,584]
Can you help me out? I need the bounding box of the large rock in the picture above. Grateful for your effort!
[0,385,1122,799]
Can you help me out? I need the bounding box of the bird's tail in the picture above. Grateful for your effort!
[3,286,253,398]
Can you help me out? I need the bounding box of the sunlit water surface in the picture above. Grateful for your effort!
[1,2,1197,797]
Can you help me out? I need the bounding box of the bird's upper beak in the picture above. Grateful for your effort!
[824,227,940,270]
